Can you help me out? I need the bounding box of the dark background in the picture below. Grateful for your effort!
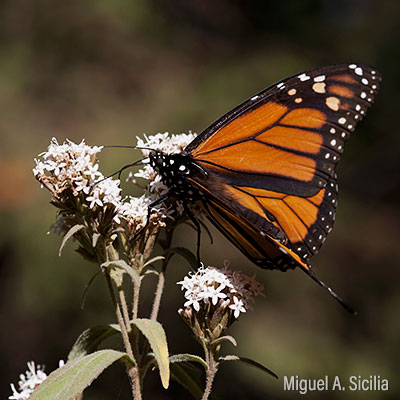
[1,0,399,399]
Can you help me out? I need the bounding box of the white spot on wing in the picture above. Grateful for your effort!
[298,73,310,81]
[314,75,326,82]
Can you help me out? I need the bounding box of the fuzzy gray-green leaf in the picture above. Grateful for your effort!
[133,318,169,388]
[211,335,237,348]
[101,259,141,286]
[169,353,207,370]
[59,224,85,256]
[30,350,132,400]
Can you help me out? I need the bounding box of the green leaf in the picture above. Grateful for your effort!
[142,269,159,277]
[164,247,198,269]
[68,325,121,361]
[101,260,141,286]
[133,318,170,388]
[142,255,165,268]
[218,355,278,379]
[210,335,237,348]
[30,350,132,400]
[59,224,85,256]
[170,362,203,400]
[169,353,207,370]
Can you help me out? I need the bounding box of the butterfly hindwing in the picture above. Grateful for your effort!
[199,190,311,271]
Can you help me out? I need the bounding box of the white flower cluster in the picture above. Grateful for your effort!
[177,264,264,318]
[9,361,63,400]
[33,133,197,230]
[136,131,197,157]
[33,138,122,210]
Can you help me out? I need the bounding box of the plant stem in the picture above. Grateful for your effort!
[150,269,165,320]
[118,287,131,332]
[132,279,141,320]
[105,272,141,399]
[202,349,218,400]
[150,229,173,320]
[128,368,142,400]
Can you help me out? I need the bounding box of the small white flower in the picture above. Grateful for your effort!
[83,163,101,180]
[74,178,90,193]
[202,285,227,305]
[229,296,247,318]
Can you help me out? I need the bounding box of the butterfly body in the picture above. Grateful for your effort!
[147,63,381,311]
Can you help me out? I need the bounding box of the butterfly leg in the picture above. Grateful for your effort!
[183,204,202,267]
[130,194,170,242]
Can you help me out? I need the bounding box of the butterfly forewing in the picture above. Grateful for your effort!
[188,64,381,196]
[186,63,381,266]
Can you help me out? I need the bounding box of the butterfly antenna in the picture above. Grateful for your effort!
[89,158,148,192]
[301,266,357,315]
[102,145,155,151]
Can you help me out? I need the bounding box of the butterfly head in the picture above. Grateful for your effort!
[149,151,190,175]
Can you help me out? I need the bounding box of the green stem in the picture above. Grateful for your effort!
[202,348,218,400]
[150,269,165,320]
[118,287,131,333]
[105,272,141,399]
[131,278,141,374]
[132,279,141,320]
[150,229,174,320]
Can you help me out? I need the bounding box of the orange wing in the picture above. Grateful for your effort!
[186,64,380,262]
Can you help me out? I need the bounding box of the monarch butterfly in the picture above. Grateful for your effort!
[147,63,381,313]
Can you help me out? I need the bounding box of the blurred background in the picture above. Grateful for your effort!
[1,0,399,399]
